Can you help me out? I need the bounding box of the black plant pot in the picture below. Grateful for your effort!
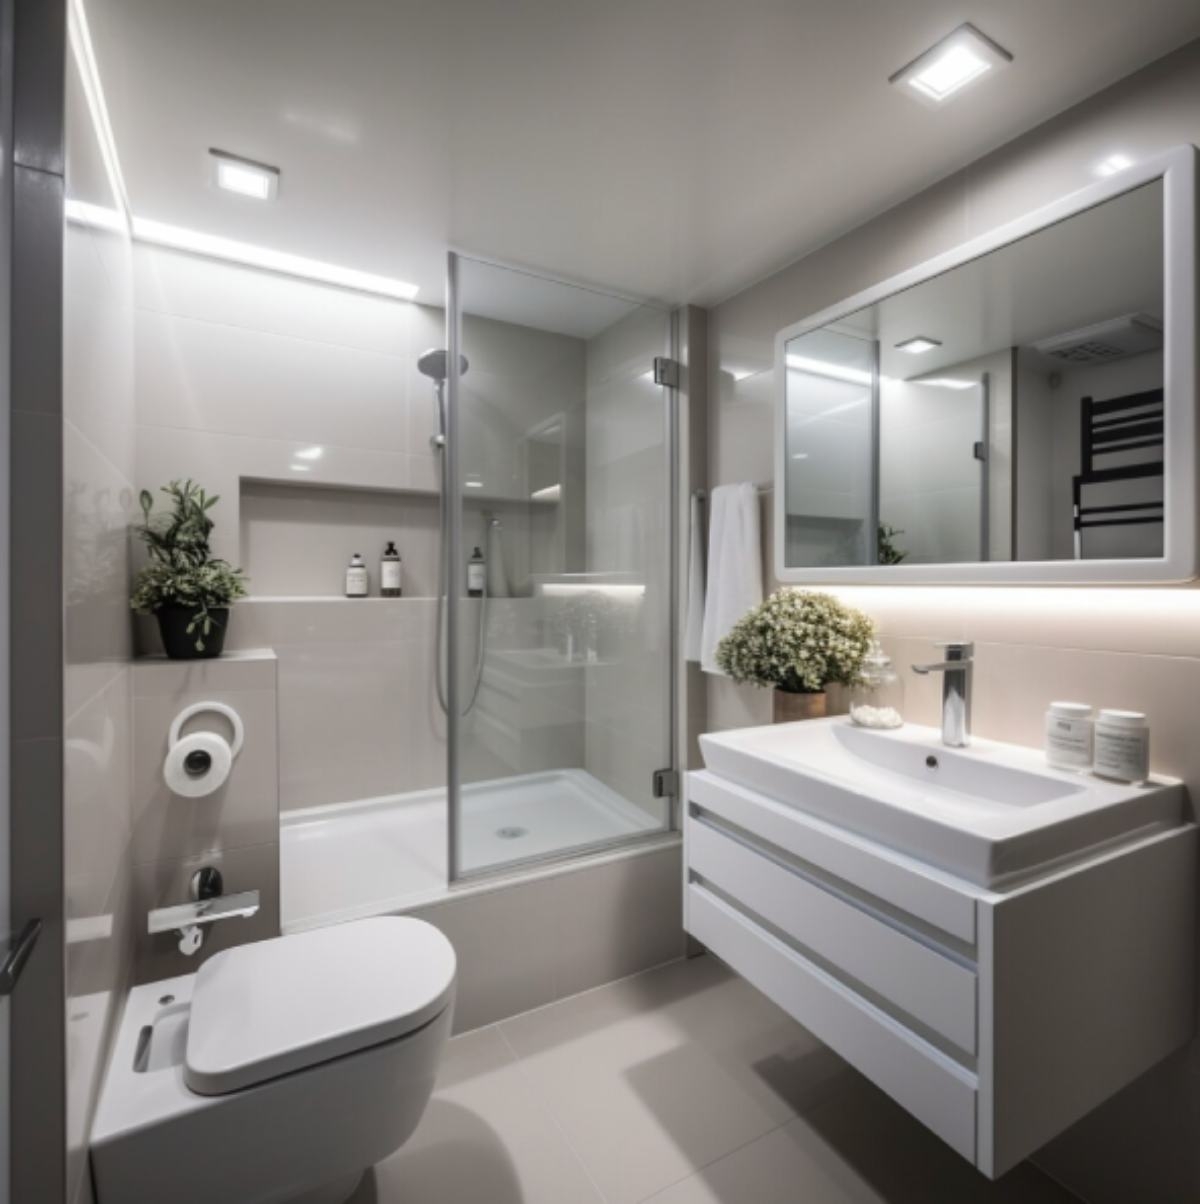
[155,604,230,660]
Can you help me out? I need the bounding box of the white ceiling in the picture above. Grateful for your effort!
[85,0,1200,313]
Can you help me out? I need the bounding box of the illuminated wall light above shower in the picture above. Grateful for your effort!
[541,583,646,599]
[530,484,562,502]
[464,476,484,489]
[211,149,280,200]
[294,446,324,461]
[130,216,420,300]
[914,377,975,389]
[890,23,1012,105]
[895,336,941,355]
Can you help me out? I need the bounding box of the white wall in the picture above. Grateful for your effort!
[707,38,1200,1204]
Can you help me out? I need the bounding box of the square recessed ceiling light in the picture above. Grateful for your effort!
[890,24,1012,105]
[895,336,942,355]
[211,149,280,200]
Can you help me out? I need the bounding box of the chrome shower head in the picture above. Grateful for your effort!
[417,348,469,382]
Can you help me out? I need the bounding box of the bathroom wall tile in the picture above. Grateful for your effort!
[553,845,685,999]
[130,685,279,865]
[134,424,422,568]
[410,875,560,1034]
[133,244,416,358]
[134,307,411,452]
[132,647,277,697]
[63,221,136,472]
[64,420,137,715]
[275,642,418,810]
[65,671,133,925]
[131,840,280,984]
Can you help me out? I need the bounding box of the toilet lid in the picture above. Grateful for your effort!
[185,916,456,1096]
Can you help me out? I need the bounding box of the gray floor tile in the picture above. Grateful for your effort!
[497,957,839,1204]
[351,1026,604,1204]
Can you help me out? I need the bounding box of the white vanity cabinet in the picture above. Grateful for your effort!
[684,767,1197,1177]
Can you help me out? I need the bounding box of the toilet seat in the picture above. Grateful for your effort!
[185,916,456,1096]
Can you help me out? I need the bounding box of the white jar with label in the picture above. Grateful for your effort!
[1044,701,1093,771]
[1093,709,1150,784]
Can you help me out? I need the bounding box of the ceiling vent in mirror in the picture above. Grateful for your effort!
[1032,313,1163,365]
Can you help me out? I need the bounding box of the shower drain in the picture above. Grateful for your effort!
[496,826,529,840]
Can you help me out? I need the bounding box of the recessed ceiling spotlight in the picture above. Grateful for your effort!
[294,446,324,461]
[895,336,942,355]
[1094,153,1134,178]
[210,149,280,200]
[890,24,1012,105]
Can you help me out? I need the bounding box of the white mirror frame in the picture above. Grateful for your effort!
[774,143,1197,585]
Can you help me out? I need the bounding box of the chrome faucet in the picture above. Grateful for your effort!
[911,641,974,747]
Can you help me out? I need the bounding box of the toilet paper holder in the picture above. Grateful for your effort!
[164,702,244,797]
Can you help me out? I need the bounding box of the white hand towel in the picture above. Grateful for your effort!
[700,483,763,674]
[684,492,706,662]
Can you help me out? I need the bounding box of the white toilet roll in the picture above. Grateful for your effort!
[164,730,234,798]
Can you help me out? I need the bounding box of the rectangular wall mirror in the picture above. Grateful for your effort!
[774,145,1196,584]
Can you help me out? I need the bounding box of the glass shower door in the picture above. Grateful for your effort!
[445,254,674,880]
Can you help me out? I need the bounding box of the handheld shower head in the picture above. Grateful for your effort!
[417,348,469,382]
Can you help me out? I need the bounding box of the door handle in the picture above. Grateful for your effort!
[0,918,42,995]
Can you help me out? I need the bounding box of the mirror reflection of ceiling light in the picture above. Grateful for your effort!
[1094,153,1134,178]
[464,476,484,489]
[786,353,874,387]
[130,217,420,301]
[895,336,941,355]
[290,464,312,473]
[890,24,1012,104]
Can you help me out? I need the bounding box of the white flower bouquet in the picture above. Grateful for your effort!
[715,589,874,695]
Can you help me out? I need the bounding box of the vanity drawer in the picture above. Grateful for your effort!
[688,882,978,1163]
[688,817,977,1054]
[688,770,977,944]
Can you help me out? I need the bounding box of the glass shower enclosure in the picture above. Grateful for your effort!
[442,254,676,881]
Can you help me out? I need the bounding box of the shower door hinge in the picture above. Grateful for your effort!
[653,357,681,388]
[652,768,679,798]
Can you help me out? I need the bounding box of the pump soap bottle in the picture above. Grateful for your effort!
[381,541,402,597]
[345,553,369,598]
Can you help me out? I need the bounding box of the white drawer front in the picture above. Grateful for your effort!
[689,883,978,1163]
[689,818,978,1054]
[688,770,977,944]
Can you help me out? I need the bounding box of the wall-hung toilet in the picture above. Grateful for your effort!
[91,916,456,1204]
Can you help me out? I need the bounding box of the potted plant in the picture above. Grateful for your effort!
[715,589,874,722]
[130,480,248,659]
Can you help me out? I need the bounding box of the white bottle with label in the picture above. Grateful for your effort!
[345,553,369,598]
[1044,701,1093,771]
[380,541,402,597]
[1093,709,1151,784]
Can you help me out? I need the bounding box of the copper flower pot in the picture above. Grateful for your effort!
[773,689,828,723]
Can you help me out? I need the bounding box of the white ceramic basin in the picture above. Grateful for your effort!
[698,718,1185,886]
